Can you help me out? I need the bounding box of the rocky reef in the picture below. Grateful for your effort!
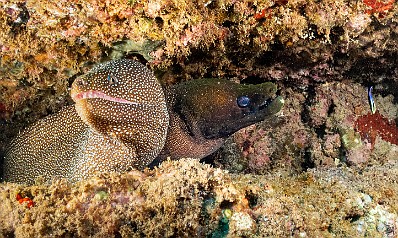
[1,159,398,237]
[0,159,398,237]
[1,0,398,236]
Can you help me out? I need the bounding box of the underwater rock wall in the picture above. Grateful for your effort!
[1,0,398,120]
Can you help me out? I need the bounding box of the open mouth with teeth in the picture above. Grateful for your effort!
[71,90,138,105]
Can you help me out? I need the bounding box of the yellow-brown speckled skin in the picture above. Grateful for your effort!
[4,59,169,184]
[3,59,284,185]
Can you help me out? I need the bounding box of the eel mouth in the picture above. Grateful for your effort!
[255,94,284,117]
[71,90,137,105]
[259,97,274,110]
[258,92,284,112]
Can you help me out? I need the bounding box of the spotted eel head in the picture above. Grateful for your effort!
[71,59,169,159]
[171,78,284,139]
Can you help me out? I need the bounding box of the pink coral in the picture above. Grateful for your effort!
[346,142,372,165]
[323,134,341,158]
[233,125,274,172]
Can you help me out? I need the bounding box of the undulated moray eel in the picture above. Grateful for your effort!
[3,59,284,184]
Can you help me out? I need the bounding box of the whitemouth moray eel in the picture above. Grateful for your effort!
[3,59,284,184]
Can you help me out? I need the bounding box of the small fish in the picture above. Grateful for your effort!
[368,86,376,114]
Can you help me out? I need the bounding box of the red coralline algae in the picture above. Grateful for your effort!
[254,8,272,20]
[363,0,395,18]
[16,193,34,208]
[254,0,289,20]
[355,111,398,148]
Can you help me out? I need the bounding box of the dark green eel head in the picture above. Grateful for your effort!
[171,78,284,139]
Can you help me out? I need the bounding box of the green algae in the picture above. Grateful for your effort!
[340,128,362,150]
[210,213,230,238]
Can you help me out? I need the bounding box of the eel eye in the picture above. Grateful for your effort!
[107,74,118,85]
[237,95,250,108]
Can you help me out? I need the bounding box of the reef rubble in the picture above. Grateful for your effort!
[0,159,397,237]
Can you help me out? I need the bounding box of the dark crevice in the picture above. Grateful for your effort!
[155,17,164,29]
[345,214,362,223]
[345,54,397,84]
[148,209,157,218]
[314,124,326,139]
[306,24,324,41]
[124,53,148,65]
[300,85,316,124]
[301,149,315,170]
[204,0,217,9]
[200,152,218,166]
[241,76,263,85]
[330,26,345,45]
[245,192,258,208]
[327,102,335,116]
[219,200,234,209]
[222,20,234,28]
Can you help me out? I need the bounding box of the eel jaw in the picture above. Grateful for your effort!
[258,95,284,115]
[71,90,138,105]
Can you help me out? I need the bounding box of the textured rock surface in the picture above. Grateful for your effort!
[0,159,397,237]
[0,0,397,236]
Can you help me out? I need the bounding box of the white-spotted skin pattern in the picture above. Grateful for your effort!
[4,59,169,184]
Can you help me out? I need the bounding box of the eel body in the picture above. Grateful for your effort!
[3,59,284,184]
